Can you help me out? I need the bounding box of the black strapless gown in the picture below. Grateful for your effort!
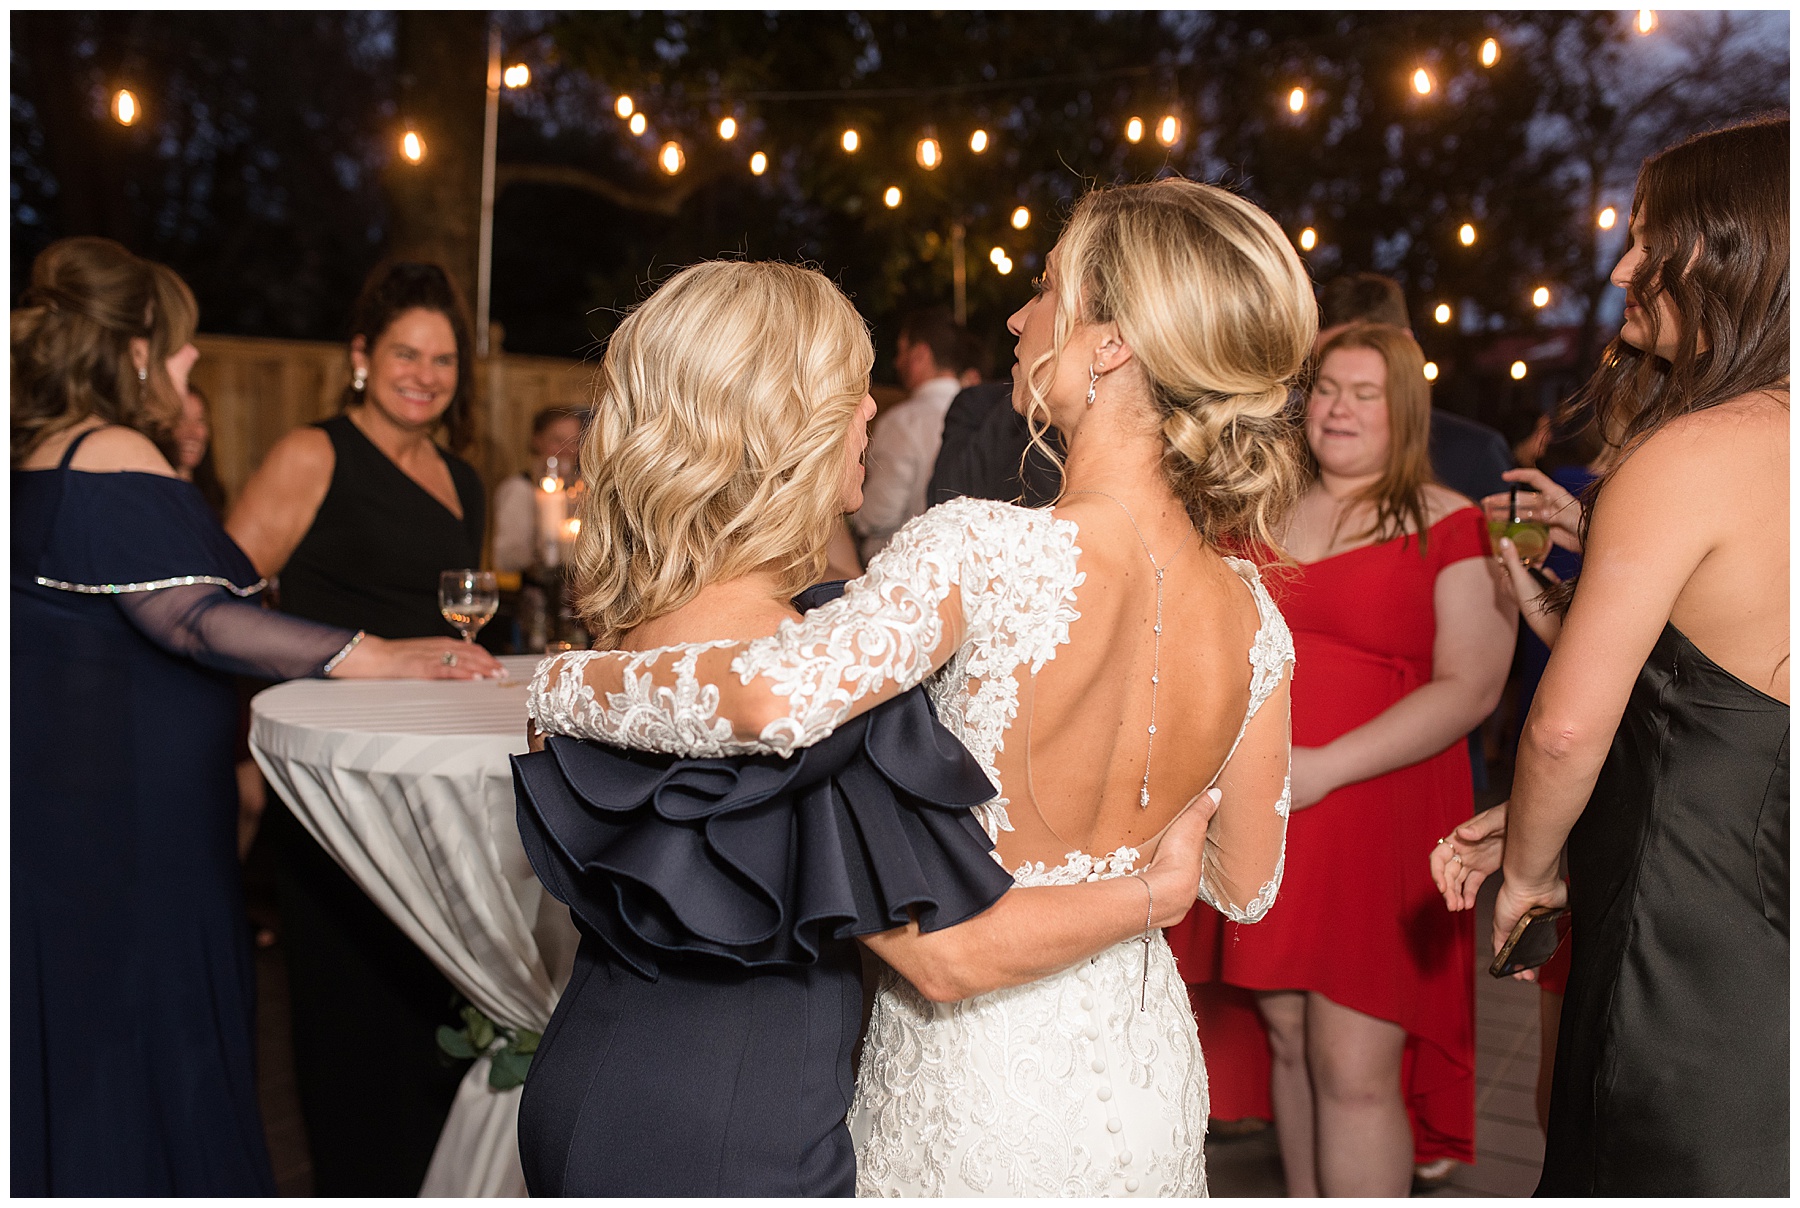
[512,587,1015,1196]
[1541,623,1788,1195]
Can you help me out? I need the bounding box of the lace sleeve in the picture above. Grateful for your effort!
[1197,560,1296,924]
[114,583,361,680]
[527,498,1082,759]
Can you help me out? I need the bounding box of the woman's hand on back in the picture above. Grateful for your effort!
[331,635,505,680]
[1141,787,1221,926]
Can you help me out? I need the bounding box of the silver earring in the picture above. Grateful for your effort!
[136,367,148,382]
[352,367,368,392]
[1085,364,1100,408]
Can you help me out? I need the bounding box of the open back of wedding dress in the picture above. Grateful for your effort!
[529,497,1294,1198]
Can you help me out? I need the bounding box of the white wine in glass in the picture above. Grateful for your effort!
[439,570,499,643]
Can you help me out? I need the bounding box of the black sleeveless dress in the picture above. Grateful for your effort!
[1540,623,1788,1195]
[512,586,1017,1196]
[265,413,489,1194]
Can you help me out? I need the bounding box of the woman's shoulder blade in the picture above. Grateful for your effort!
[64,426,178,477]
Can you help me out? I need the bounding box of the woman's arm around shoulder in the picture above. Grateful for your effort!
[225,426,334,579]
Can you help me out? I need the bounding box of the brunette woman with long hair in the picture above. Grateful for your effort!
[11,239,495,1196]
[1438,116,1788,1195]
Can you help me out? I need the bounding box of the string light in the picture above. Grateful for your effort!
[1637,9,1656,34]
[1156,115,1181,146]
[1434,303,1454,324]
[841,129,860,153]
[1458,222,1477,246]
[1288,88,1306,114]
[503,64,531,89]
[718,116,738,140]
[659,141,685,175]
[629,112,647,136]
[884,185,902,208]
[1598,206,1618,230]
[1510,360,1528,380]
[916,136,941,169]
[400,130,425,163]
[1532,286,1551,308]
[1126,116,1144,144]
[1413,67,1434,95]
[969,129,989,153]
[1299,227,1318,251]
[1011,206,1031,230]
[614,95,634,119]
[1480,38,1500,67]
[749,151,768,176]
[112,89,139,126]
[996,256,1014,275]
[1423,361,1440,381]
[989,246,1006,265]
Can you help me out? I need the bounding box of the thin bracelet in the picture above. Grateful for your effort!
[1128,870,1154,1011]
[322,630,365,677]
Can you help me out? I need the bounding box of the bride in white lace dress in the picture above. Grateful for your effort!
[530,179,1315,1196]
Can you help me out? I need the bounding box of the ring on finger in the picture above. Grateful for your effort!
[441,651,458,667]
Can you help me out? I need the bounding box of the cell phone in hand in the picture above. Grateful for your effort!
[1489,905,1570,978]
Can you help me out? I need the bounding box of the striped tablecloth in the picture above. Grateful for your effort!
[250,655,574,1198]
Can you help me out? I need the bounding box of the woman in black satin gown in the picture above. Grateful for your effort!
[510,259,1219,1197]
[1475,118,1788,1195]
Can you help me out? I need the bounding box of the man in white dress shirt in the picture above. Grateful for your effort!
[850,309,966,563]
[491,406,585,572]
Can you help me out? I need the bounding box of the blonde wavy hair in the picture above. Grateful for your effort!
[1021,178,1316,556]
[573,260,875,648]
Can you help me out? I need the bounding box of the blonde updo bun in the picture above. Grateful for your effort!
[573,260,874,648]
[1048,179,1315,555]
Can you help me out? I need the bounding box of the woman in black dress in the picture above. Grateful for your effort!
[227,262,504,1194]
[1459,118,1787,1195]
[11,238,500,1195]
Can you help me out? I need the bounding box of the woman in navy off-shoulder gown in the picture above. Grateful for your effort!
[11,238,500,1196]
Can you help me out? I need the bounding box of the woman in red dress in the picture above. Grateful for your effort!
[1217,323,1516,1195]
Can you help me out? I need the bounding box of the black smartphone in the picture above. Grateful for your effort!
[1489,905,1569,978]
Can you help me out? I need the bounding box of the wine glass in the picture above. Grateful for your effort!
[439,569,499,644]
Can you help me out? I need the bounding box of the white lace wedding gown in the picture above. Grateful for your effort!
[529,497,1295,1198]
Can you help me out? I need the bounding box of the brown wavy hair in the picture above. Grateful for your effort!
[1309,322,1438,555]
[11,237,198,466]
[1549,115,1789,609]
[341,261,477,452]
[1020,177,1315,559]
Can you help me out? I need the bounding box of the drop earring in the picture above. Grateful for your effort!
[1085,363,1100,408]
[136,367,148,383]
[352,366,368,392]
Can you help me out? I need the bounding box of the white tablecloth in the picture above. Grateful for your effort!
[250,655,575,1198]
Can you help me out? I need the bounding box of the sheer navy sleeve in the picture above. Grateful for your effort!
[115,586,358,680]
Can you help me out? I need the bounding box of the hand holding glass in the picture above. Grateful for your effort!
[439,570,498,643]
[1482,492,1552,567]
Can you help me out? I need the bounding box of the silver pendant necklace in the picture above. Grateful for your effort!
[1066,490,1193,809]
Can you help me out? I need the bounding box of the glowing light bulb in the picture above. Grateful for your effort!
[970,129,989,153]
[628,112,647,136]
[841,129,860,153]
[503,64,531,89]
[916,137,941,169]
[400,130,425,163]
[749,151,768,176]
[1458,222,1477,247]
[1532,286,1551,308]
[659,141,685,175]
[718,117,737,140]
[1637,9,1656,34]
[1434,303,1453,325]
[1126,116,1144,144]
[615,95,634,119]
[1598,206,1618,230]
[996,256,1014,276]
[1510,360,1528,380]
[1480,38,1500,68]
[1299,227,1318,251]
[1156,115,1180,146]
[883,186,902,208]
[112,89,139,126]
[1011,206,1031,230]
[540,476,559,493]
[1413,68,1434,96]
[1288,88,1306,114]
[1423,361,1440,382]
[989,246,1006,265]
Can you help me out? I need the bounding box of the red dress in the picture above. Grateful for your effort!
[1170,508,1484,1162]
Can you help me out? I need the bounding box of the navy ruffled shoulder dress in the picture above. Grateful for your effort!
[512,586,1015,1197]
